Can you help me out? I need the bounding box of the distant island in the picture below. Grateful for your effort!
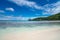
[28,13,60,21]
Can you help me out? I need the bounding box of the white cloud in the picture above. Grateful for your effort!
[0,14,39,20]
[0,15,30,20]
[9,0,42,9]
[0,10,5,13]
[9,0,60,15]
[6,8,14,11]
[51,1,60,14]
[43,1,60,15]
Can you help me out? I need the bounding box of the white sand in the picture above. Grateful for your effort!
[1,27,60,40]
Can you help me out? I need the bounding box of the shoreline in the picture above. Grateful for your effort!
[1,27,60,40]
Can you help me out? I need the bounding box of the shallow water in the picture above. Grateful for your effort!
[0,21,60,40]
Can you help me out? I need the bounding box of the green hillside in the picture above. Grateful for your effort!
[28,13,60,21]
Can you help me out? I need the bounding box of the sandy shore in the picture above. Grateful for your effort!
[1,27,60,40]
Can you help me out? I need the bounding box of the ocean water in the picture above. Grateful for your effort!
[0,21,60,40]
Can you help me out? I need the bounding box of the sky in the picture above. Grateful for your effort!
[0,0,60,20]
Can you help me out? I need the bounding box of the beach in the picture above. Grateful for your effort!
[0,21,60,40]
[0,27,60,40]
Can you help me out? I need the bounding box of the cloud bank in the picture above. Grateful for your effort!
[9,0,42,9]
[9,0,60,14]
[43,1,60,15]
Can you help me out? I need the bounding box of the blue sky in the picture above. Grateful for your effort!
[0,0,60,20]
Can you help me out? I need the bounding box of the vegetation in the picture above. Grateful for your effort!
[28,13,60,21]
